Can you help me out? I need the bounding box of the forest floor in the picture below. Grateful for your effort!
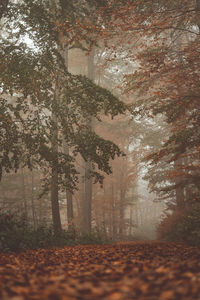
[0,241,200,300]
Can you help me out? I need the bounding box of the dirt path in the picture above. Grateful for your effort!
[0,241,199,299]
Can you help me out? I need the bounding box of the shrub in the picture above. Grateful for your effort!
[157,203,200,246]
[178,204,200,246]
[76,226,109,245]
[0,212,75,252]
[0,212,29,252]
[157,210,186,242]
[0,212,110,252]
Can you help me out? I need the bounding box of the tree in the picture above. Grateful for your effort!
[131,0,200,207]
[0,0,128,233]
[99,0,200,209]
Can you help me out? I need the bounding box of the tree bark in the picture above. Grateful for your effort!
[196,0,200,37]
[61,45,75,234]
[0,0,9,19]
[196,0,200,11]
[63,140,75,233]
[111,181,117,239]
[31,171,37,229]
[119,184,125,238]
[21,168,28,220]
[50,108,62,233]
[81,48,95,235]
[174,159,185,210]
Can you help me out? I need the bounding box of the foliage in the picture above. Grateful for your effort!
[158,202,200,246]
[106,0,200,207]
[0,212,28,252]
[157,210,186,242]
[76,226,109,244]
[0,211,113,252]
[0,0,127,192]
[0,212,76,252]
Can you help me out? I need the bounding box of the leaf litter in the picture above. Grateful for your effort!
[0,241,200,299]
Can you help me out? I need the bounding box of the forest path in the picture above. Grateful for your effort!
[0,241,200,300]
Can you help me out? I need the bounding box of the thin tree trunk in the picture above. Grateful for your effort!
[31,171,37,229]
[197,0,200,12]
[80,168,86,234]
[129,204,133,237]
[83,158,92,234]
[135,202,139,227]
[50,108,62,233]
[119,184,125,238]
[102,185,107,236]
[66,186,74,232]
[174,159,185,209]
[21,168,28,220]
[111,181,117,240]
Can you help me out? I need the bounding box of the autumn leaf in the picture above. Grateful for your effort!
[0,242,199,299]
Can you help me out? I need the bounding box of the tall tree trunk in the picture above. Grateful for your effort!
[49,0,75,233]
[62,45,75,235]
[82,48,95,235]
[48,0,62,234]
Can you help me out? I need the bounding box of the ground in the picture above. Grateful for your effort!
[0,241,200,299]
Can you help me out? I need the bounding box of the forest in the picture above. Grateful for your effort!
[0,0,200,299]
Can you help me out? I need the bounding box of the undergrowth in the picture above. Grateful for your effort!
[0,212,109,252]
[157,201,200,246]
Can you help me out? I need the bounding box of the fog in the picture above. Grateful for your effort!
[0,0,199,246]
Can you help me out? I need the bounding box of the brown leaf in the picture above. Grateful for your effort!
[159,290,175,300]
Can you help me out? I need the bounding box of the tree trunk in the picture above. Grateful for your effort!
[50,109,62,233]
[129,204,133,237]
[82,47,95,235]
[197,0,200,11]
[21,168,28,220]
[66,187,74,232]
[48,0,62,234]
[0,0,9,19]
[63,140,75,234]
[82,159,92,235]
[62,46,75,235]
[119,185,125,238]
[111,181,117,240]
[174,159,185,210]
[31,171,37,229]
